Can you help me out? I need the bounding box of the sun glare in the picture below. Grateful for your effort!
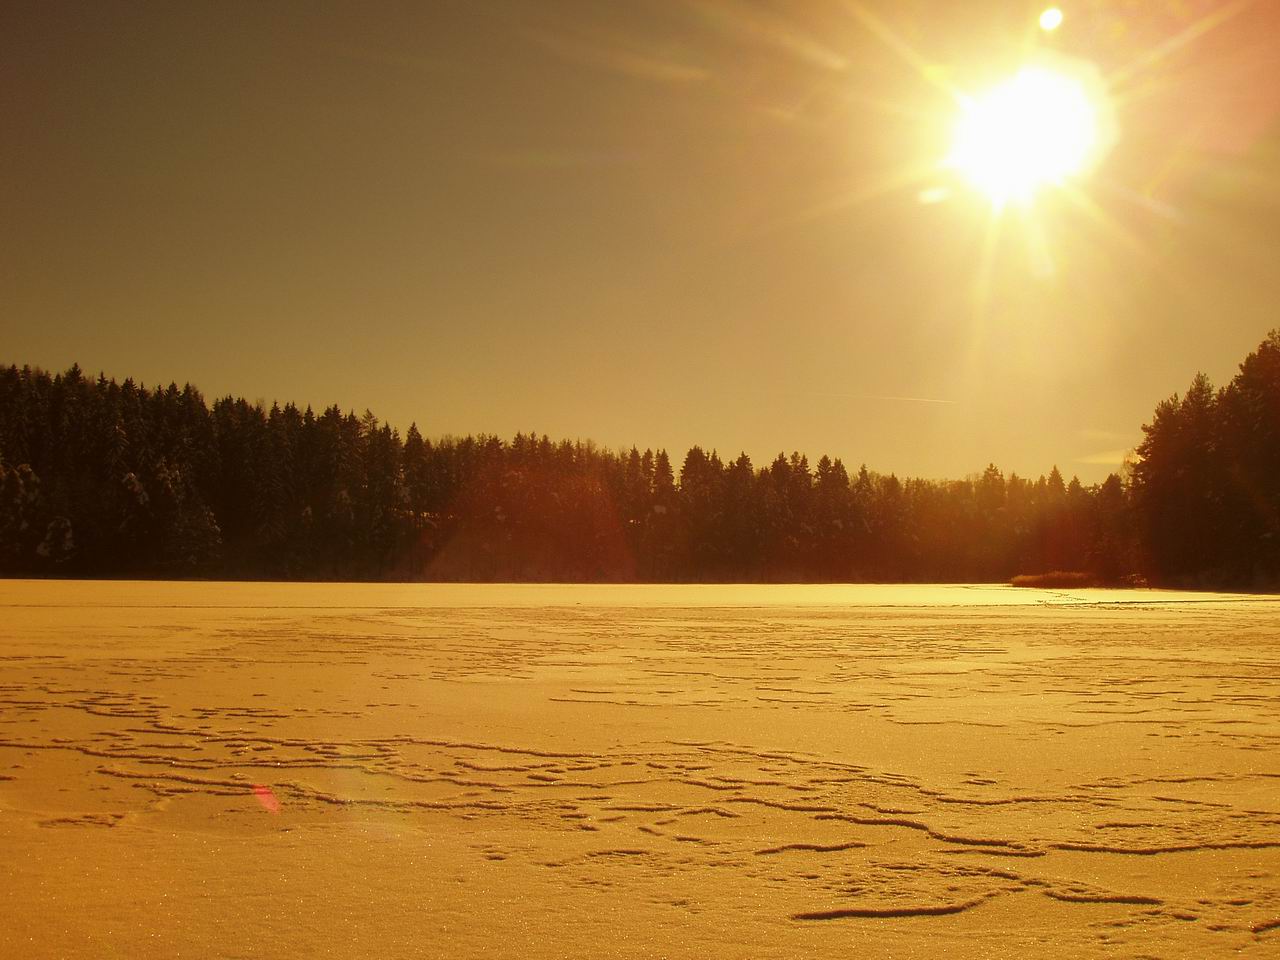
[948,65,1101,207]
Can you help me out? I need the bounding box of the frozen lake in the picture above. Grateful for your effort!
[2,580,1278,958]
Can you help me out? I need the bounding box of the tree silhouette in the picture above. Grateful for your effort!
[4,335,1279,586]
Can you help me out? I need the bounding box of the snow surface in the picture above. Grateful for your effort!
[1,580,1278,958]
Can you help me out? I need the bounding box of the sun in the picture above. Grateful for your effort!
[947,64,1103,207]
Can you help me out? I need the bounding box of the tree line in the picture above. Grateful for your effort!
[2,331,1277,586]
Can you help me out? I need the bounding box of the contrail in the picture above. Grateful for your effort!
[805,392,958,405]
[860,394,957,405]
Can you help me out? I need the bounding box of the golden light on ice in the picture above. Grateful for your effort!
[1039,7,1064,32]
[948,65,1100,207]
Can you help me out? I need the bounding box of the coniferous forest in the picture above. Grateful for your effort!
[2,332,1278,588]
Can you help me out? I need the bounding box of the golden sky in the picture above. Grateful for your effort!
[4,0,1279,480]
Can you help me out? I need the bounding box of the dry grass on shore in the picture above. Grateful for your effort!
[1011,571,1100,588]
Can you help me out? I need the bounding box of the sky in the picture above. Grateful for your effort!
[4,0,1280,481]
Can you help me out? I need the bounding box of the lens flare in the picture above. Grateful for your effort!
[252,783,281,814]
[1039,7,1064,32]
